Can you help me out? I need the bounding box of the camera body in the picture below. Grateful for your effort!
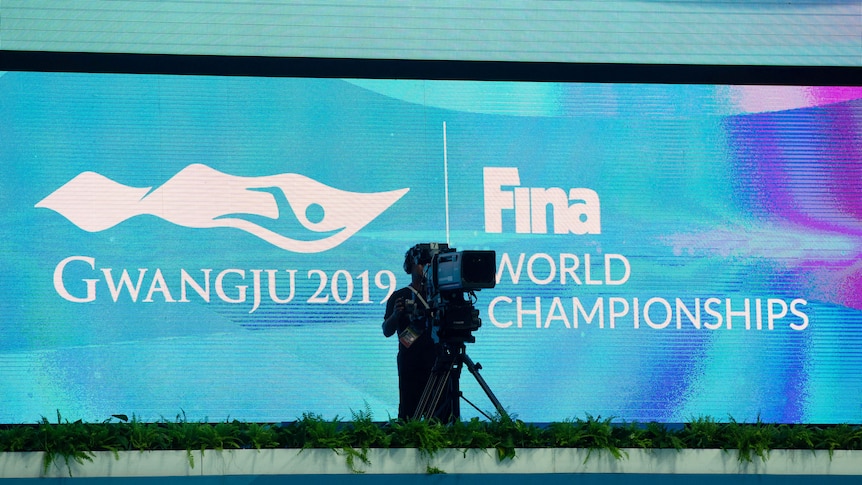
[406,243,496,345]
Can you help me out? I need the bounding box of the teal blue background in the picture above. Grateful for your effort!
[1,72,861,424]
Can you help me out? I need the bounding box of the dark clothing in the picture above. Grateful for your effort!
[384,286,437,420]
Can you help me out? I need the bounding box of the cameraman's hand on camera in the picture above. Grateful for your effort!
[382,297,406,337]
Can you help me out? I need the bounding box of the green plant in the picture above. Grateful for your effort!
[448,417,496,451]
[774,423,815,452]
[162,412,198,467]
[611,422,664,450]
[38,411,97,476]
[484,415,545,460]
[642,422,685,450]
[197,420,242,452]
[388,418,448,456]
[579,414,626,461]
[241,422,280,450]
[680,415,725,449]
[0,425,38,452]
[812,424,862,457]
[340,407,391,472]
[286,413,346,450]
[546,415,626,462]
[279,411,385,473]
[124,416,171,451]
[723,417,775,462]
[2,410,862,477]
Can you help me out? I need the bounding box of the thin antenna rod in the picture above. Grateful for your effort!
[443,121,450,246]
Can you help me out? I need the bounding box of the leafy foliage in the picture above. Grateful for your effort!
[2,410,861,476]
[680,416,725,449]
[241,422,280,450]
[387,418,448,455]
[485,415,545,459]
[811,424,862,457]
[547,414,625,461]
[38,412,98,476]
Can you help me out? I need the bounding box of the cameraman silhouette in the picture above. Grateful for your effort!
[382,245,437,420]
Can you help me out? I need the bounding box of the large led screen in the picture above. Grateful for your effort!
[1,71,861,424]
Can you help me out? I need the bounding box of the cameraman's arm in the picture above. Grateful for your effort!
[382,312,399,337]
[382,298,403,337]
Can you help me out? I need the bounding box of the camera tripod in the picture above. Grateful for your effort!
[412,340,508,422]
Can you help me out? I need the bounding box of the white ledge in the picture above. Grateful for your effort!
[1,448,861,479]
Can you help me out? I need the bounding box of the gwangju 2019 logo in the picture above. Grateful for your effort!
[35,163,409,253]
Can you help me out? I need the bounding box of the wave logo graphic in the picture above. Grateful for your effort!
[35,164,409,253]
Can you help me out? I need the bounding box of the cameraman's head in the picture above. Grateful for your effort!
[404,244,429,288]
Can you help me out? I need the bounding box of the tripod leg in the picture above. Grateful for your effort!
[413,353,463,422]
[413,350,461,421]
[461,352,508,419]
[413,369,447,420]
[431,360,461,422]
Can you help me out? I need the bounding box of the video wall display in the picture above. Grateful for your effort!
[1,70,860,423]
[3,1,860,66]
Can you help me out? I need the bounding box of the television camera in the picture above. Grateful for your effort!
[405,242,496,345]
[403,242,507,422]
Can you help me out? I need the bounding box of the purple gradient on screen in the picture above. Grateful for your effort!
[725,98,862,310]
[728,86,862,114]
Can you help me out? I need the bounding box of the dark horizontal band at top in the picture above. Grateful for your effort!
[1,50,859,86]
